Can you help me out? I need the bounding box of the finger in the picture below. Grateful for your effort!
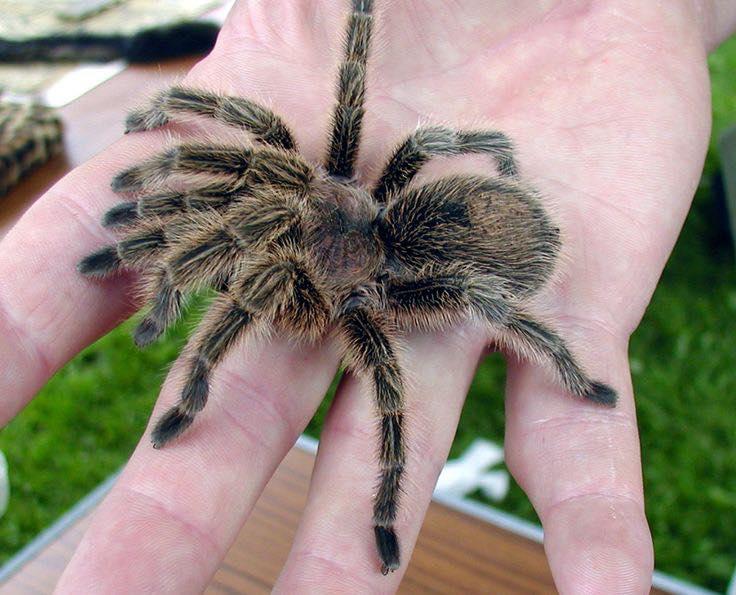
[56,333,341,594]
[274,326,488,592]
[504,329,653,594]
[0,134,165,424]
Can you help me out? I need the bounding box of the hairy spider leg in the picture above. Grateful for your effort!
[134,269,186,348]
[79,202,240,281]
[134,231,243,347]
[105,144,313,225]
[151,294,253,447]
[325,0,374,179]
[340,307,405,575]
[103,182,246,228]
[77,223,169,278]
[486,306,617,405]
[110,142,255,193]
[386,273,617,405]
[125,85,297,150]
[373,126,518,203]
[133,194,304,346]
[152,254,330,447]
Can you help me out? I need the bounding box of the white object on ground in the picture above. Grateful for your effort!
[434,439,509,501]
[0,451,8,518]
[207,0,235,24]
[41,61,126,108]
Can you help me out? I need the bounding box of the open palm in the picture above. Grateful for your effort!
[0,2,715,593]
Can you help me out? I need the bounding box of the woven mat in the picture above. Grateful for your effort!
[0,0,220,41]
[0,0,224,99]
[0,102,63,196]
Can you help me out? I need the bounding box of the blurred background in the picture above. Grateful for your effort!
[1,1,735,592]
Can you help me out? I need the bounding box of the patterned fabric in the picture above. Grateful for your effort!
[0,0,220,40]
[0,102,63,196]
[0,0,221,62]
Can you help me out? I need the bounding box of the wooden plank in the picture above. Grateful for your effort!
[1,447,558,593]
[206,447,560,595]
[1,444,672,594]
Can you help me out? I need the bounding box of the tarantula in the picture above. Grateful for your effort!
[78,0,616,576]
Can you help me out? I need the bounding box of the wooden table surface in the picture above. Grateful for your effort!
[3,445,569,594]
[0,57,196,237]
[0,59,672,594]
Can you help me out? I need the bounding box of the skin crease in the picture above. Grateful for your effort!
[0,0,730,593]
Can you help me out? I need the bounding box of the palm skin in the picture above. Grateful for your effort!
[0,1,716,593]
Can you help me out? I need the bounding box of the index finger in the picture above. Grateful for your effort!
[0,136,154,424]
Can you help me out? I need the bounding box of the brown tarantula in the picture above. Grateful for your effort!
[78,0,616,576]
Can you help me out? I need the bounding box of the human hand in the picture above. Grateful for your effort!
[0,1,726,593]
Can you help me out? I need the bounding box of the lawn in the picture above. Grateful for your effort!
[2,36,736,591]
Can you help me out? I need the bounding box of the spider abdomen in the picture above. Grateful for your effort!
[381,175,560,296]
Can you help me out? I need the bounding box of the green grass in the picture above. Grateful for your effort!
[2,36,736,590]
[0,319,181,559]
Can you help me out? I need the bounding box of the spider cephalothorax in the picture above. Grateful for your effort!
[79,0,616,575]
